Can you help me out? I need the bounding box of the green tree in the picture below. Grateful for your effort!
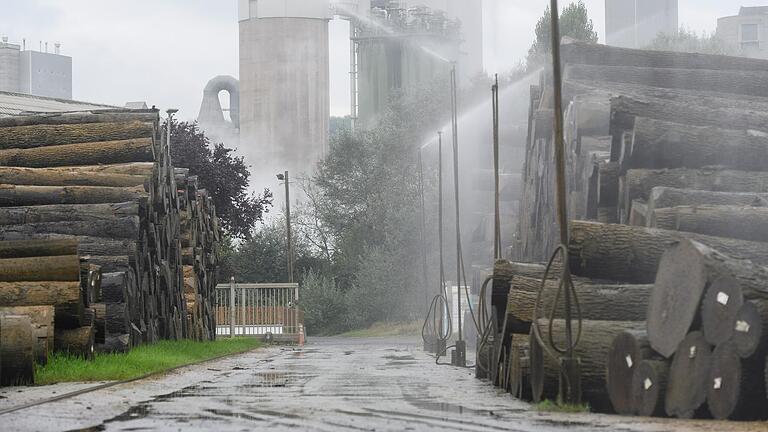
[647,28,729,55]
[528,1,598,65]
[167,120,273,239]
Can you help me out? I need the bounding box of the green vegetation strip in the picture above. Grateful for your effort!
[339,321,423,338]
[36,338,261,384]
[535,400,591,414]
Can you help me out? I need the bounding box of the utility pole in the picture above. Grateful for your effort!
[450,63,466,367]
[277,171,294,283]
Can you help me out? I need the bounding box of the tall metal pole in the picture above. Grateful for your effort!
[437,131,446,338]
[418,151,429,311]
[283,171,294,283]
[450,63,466,366]
[550,0,581,404]
[229,276,236,339]
[492,74,501,260]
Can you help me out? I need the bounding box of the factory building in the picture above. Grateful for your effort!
[717,6,768,60]
[605,0,678,49]
[0,37,72,100]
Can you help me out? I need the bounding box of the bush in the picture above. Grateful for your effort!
[301,270,348,335]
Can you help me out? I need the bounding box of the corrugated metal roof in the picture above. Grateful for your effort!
[0,91,119,117]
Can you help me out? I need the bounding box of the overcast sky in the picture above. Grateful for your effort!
[1,1,760,119]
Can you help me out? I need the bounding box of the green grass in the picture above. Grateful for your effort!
[36,338,261,385]
[535,400,591,413]
[339,321,423,338]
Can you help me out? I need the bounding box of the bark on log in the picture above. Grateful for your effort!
[0,110,159,128]
[506,276,651,334]
[568,221,768,285]
[0,138,154,168]
[607,330,660,415]
[0,121,154,149]
[0,218,140,240]
[98,334,130,353]
[0,314,35,385]
[0,239,77,258]
[620,168,768,223]
[0,202,140,226]
[647,187,768,216]
[597,161,619,208]
[63,162,155,176]
[632,359,670,417]
[0,255,81,281]
[54,325,95,360]
[628,200,648,227]
[0,306,53,366]
[0,184,147,207]
[529,319,644,411]
[0,166,148,187]
[0,280,80,306]
[564,64,768,98]
[650,205,768,242]
[624,117,768,172]
[665,331,712,419]
[707,341,767,420]
[0,234,137,259]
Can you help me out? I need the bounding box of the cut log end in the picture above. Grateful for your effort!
[632,359,669,417]
[701,275,744,347]
[665,331,712,419]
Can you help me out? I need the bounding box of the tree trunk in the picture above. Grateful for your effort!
[0,121,154,149]
[529,319,644,412]
[54,325,95,360]
[0,306,53,366]
[624,117,768,172]
[632,359,669,417]
[568,221,768,285]
[620,168,768,222]
[665,331,712,419]
[606,329,660,415]
[63,162,155,176]
[597,161,619,208]
[628,200,648,227]
[0,111,159,128]
[0,218,140,240]
[0,202,140,226]
[0,234,138,259]
[0,239,78,258]
[707,341,767,420]
[0,255,81,281]
[506,276,651,334]
[731,300,768,359]
[0,166,148,188]
[98,334,130,353]
[647,187,768,217]
[0,138,154,168]
[0,184,147,207]
[650,205,768,242]
[0,280,81,306]
[0,314,35,385]
[565,64,768,98]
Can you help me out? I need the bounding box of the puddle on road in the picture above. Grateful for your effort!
[383,355,416,361]
[407,399,498,417]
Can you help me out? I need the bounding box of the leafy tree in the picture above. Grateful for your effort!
[647,28,729,55]
[167,120,273,239]
[300,270,348,335]
[528,1,598,65]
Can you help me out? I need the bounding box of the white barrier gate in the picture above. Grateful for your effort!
[215,282,302,341]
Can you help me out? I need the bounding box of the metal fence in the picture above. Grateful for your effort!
[215,282,303,342]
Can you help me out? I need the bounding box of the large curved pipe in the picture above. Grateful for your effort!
[198,75,240,129]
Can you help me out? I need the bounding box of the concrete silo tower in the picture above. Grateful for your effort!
[238,0,331,177]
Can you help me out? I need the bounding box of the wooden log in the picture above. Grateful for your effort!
[0,280,81,307]
[620,168,768,222]
[624,117,768,172]
[732,301,768,359]
[0,110,159,128]
[0,234,138,259]
[564,64,768,98]
[0,166,148,188]
[98,334,130,353]
[650,205,768,242]
[62,162,155,176]
[85,256,131,273]
[632,359,670,417]
[0,217,140,240]
[569,221,768,285]
[0,255,81,281]
[561,40,768,72]
[0,184,147,207]
[707,341,767,420]
[665,331,712,419]
[628,200,648,227]
[607,330,660,415]
[0,314,35,385]
[0,121,155,149]
[647,187,768,216]
[0,306,53,365]
[0,138,155,168]
[54,325,95,360]
[596,161,619,208]
[0,202,140,226]
[529,319,644,411]
[0,239,78,258]
[506,276,651,334]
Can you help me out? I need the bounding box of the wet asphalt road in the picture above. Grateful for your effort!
[1,337,766,431]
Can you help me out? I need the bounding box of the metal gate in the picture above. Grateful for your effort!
[215,282,303,342]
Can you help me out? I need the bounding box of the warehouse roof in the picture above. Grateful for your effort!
[0,91,119,117]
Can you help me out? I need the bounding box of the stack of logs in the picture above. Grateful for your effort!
[0,110,220,385]
[488,41,768,420]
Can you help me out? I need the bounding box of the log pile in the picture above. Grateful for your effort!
[0,110,221,385]
[488,41,768,420]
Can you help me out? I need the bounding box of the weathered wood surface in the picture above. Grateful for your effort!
[665,331,712,419]
[0,121,154,149]
[0,138,155,168]
[0,202,140,226]
[0,110,159,128]
[0,314,35,385]
[568,221,768,285]
[0,166,148,187]
[0,239,78,258]
[0,184,147,207]
[632,359,669,417]
[0,281,80,307]
[647,187,768,217]
[707,341,767,420]
[0,305,54,365]
[650,205,768,242]
[731,301,768,359]
[0,255,81,282]
[607,329,659,415]
[0,217,141,239]
[54,325,95,360]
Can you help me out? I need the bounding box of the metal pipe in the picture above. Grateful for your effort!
[492,74,501,260]
[229,277,235,338]
[450,64,463,346]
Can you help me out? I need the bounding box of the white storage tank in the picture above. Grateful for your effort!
[239,0,331,177]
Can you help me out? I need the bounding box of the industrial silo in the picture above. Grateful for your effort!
[238,0,331,177]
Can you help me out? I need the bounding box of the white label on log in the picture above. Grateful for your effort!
[689,346,697,359]
[735,320,751,333]
[625,355,633,369]
[644,378,653,390]
[713,377,722,390]
[716,292,729,306]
